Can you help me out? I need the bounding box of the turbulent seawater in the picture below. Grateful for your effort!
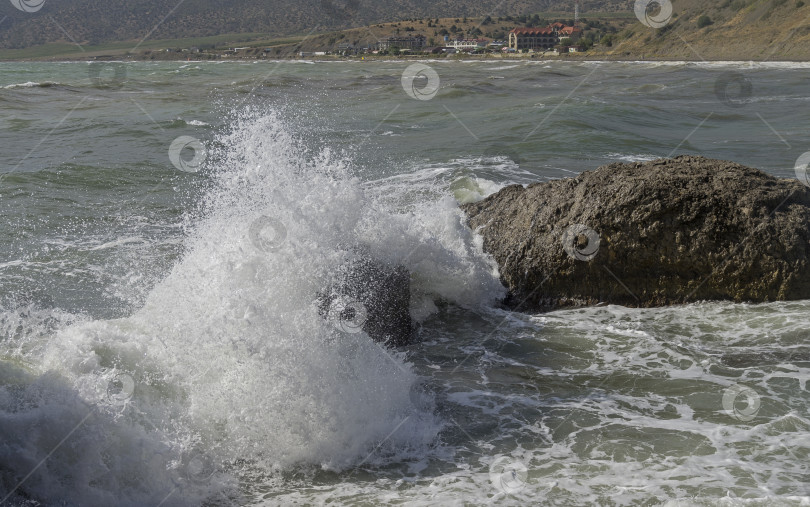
[0,60,809,506]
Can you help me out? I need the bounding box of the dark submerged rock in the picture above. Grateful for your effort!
[462,156,810,310]
[319,258,415,346]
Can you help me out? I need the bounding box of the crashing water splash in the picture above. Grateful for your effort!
[0,108,504,505]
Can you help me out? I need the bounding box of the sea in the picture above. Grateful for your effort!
[0,59,809,506]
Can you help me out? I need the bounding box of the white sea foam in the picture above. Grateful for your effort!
[0,108,510,505]
[577,60,810,70]
[1,81,59,89]
[605,152,662,163]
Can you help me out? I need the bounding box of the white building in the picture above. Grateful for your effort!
[447,38,488,51]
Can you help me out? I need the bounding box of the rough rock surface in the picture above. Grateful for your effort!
[319,258,415,346]
[462,156,810,310]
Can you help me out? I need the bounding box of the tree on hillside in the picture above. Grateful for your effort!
[697,15,713,28]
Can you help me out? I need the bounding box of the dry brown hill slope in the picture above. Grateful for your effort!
[0,0,629,49]
[595,0,810,60]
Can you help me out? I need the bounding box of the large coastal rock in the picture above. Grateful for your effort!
[319,258,415,346]
[462,156,810,310]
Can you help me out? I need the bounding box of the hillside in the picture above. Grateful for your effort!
[1,0,807,60]
[593,0,810,60]
[0,0,630,50]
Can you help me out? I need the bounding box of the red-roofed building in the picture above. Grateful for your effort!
[509,23,582,51]
[559,26,583,38]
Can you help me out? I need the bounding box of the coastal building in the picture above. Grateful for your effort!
[509,27,556,51]
[508,23,582,51]
[336,42,357,55]
[447,38,488,51]
[377,35,427,51]
[557,25,583,42]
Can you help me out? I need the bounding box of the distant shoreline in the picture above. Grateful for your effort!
[3,55,810,64]
[4,6,810,65]
[5,49,810,64]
